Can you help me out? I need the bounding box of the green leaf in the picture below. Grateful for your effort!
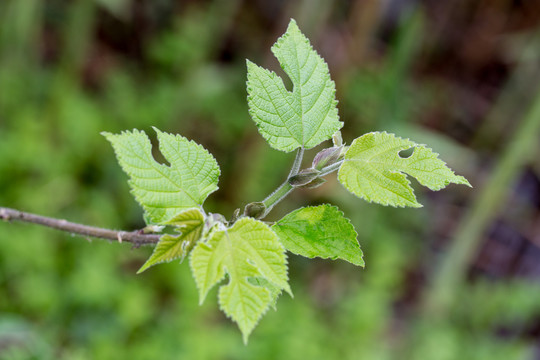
[338,132,471,207]
[246,19,342,152]
[272,205,364,266]
[247,277,283,310]
[103,128,220,223]
[190,218,290,343]
[137,208,205,274]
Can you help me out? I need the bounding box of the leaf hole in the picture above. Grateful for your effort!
[398,147,415,159]
[150,137,171,166]
[273,65,293,92]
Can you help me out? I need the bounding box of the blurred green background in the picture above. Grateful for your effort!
[2,0,540,359]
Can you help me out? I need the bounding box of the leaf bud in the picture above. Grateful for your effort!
[332,131,343,147]
[209,213,227,224]
[204,213,226,231]
[229,208,241,224]
[299,177,326,189]
[244,202,266,219]
[312,147,342,170]
[288,168,321,187]
[141,225,165,234]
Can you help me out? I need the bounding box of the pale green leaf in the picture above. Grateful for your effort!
[103,128,220,223]
[137,208,204,274]
[272,204,364,266]
[189,218,290,343]
[338,132,471,207]
[247,277,283,310]
[246,19,342,152]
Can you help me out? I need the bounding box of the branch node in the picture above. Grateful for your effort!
[117,232,125,243]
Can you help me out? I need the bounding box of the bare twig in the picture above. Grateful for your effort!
[0,207,160,245]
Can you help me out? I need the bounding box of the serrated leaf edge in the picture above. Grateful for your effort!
[137,208,205,273]
[189,218,291,343]
[273,204,365,267]
[338,131,471,208]
[102,128,221,224]
[246,19,343,152]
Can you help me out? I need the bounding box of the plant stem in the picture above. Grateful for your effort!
[261,181,294,217]
[259,151,343,219]
[0,207,160,245]
[319,160,344,176]
[258,148,304,218]
[288,147,305,177]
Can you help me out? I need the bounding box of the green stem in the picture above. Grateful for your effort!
[288,147,304,177]
[319,160,343,176]
[259,151,343,219]
[261,181,294,215]
[257,148,304,218]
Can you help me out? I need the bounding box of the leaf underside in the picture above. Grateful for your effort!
[273,204,364,266]
[246,19,343,152]
[137,208,205,273]
[103,128,220,224]
[338,132,471,207]
[190,218,290,343]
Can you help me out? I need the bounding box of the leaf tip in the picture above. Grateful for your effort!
[151,126,163,136]
[355,258,366,268]
[285,286,294,298]
[242,332,250,345]
[136,262,150,274]
[287,18,298,29]
[458,176,472,188]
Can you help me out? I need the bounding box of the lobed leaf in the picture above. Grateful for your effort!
[272,204,364,266]
[246,19,342,152]
[189,218,290,343]
[137,208,205,273]
[103,128,220,224]
[338,132,471,207]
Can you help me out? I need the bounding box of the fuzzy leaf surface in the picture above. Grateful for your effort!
[246,19,342,152]
[190,218,290,343]
[272,205,364,266]
[338,132,470,207]
[137,208,204,273]
[103,128,220,223]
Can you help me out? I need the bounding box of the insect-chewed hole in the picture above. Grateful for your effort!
[398,147,415,159]
[150,138,171,166]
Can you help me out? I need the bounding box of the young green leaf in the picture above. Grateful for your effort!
[272,204,364,266]
[247,277,283,310]
[137,208,205,274]
[246,19,342,152]
[189,218,290,343]
[338,132,471,207]
[103,128,220,223]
